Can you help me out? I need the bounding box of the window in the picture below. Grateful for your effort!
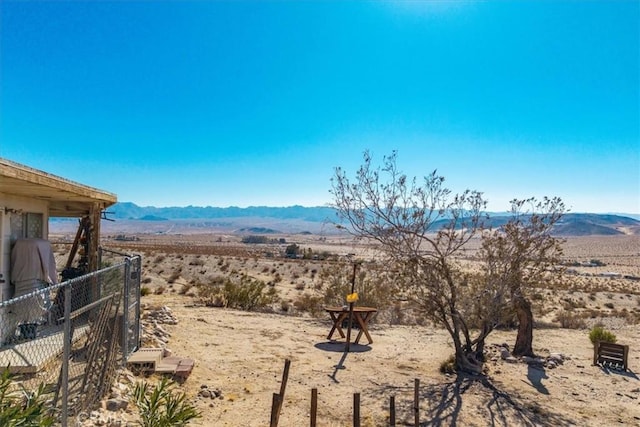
[9,212,44,242]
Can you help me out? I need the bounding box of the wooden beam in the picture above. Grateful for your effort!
[89,204,101,273]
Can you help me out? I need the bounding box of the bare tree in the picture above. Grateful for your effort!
[331,151,491,373]
[479,197,565,356]
[331,152,567,372]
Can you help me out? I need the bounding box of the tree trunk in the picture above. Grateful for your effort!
[513,296,534,357]
[453,336,483,374]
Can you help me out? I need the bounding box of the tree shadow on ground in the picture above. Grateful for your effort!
[523,364,549,395]
[415,373,576,427]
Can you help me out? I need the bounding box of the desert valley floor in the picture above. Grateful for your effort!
[51,232,640,426]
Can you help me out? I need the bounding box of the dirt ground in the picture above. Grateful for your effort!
[71,233,639,426]
[140,293,640,427]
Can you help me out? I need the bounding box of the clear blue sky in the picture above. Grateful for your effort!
[1,1,638,213]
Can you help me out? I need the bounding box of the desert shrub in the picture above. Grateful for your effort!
[387,302,409,326]
[155,286,166,295]
[604,302,614,309]
[198,276,277,311]
[293,293,324,317]
[188,258,205,266]
[285,244,300,258]
[554,310,586,329]
[179,284,194,295]
[0,368,55,426]
[153,255,165,264]
[223,276,277,310]
[142,277,152,284]
[167,271,181,284]
[141,286,152,297]
[588,326,617,345]
[131,377,201,427]
[241,235,270,244]
[439,354,457,374]
[531,292,544,301]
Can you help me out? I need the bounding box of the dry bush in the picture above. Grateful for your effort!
[179,284,194,295]
[197,275,277,311]
[280,300,291,313]
[439,354,457,374]
[293,293,324,317]
[554,310,587,329]
[167,270,181,284]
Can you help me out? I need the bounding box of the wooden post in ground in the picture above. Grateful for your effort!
[345,262,359,352]
[310,388,318,427]
[270,393,281,427]
[414,378,420,426]
[389,395,396,426]
[270,359,291,427]
[279,359,291,403]
[353,392,361,427]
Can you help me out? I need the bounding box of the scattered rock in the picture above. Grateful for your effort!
[140,305,178,347]
[105,398,128,412]
[500,348,511,360]
[198,384,223,399]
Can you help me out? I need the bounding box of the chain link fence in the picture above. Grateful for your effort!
[0,251,141,426]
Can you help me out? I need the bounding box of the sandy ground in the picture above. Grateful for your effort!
[140,294,640,427]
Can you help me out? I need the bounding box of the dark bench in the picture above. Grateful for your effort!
[593,341,629,371]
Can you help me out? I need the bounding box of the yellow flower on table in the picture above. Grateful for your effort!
[346,292,359,303]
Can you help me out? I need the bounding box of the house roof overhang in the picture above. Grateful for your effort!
[0,158,117,217]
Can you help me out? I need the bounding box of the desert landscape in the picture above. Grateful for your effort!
[50,227,640,426]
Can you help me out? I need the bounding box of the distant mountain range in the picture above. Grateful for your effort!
[109,202,337,222]
[89,202,640,237]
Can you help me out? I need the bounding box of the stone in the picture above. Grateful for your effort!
[548,353,565,364]
[105,398,128,412]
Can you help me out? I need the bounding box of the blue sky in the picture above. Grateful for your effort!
[1,1,638,213]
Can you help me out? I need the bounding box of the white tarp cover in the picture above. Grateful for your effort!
[10,238,58,296]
